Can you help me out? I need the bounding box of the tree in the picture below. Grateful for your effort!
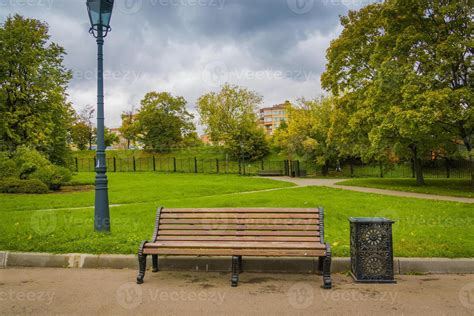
[0,15,73,165]
[321,1,472,185]
[136,92,195,151]
[70,121,90,150]
[197,84,269,160]
[80,105,95,150]
[104,128,119,147]
[119,107,138,149]
[274,97,340,175]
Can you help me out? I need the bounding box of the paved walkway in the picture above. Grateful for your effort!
[263,177,474,204]
[1,268,473,315]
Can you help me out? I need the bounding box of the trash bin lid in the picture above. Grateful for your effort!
[349,217,395,223]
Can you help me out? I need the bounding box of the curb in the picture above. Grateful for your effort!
[1,251,473,274]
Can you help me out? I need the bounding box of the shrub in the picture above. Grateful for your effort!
[0,178,49,194]
[12,146,50,179]
[0,152,18,179]
[31,165,72,191]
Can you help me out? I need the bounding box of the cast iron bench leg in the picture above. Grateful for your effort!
[238,256,243,273]
[318,256,324,275]
[137,254,147,284]
[152,255,159,272]
[322,245,332,289]
[231,256,240,287]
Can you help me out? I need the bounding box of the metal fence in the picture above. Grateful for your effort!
[74,157,288,176]
[74,157,472,179]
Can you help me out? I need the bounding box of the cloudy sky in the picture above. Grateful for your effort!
[0,0,376,131]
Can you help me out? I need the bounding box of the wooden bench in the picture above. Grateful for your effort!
[136,207,332,289]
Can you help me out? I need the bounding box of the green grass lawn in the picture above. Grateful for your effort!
[337,178,473,198]
[0,173,472,258]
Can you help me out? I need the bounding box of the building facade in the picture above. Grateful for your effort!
[259,102,290,135]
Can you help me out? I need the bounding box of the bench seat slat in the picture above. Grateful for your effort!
[146,241,325,249]
[162,208,318,213]
[156,236,320,242]
[158,224,319,231]
[160,219,319,225]
[143,248,325,257]
[158,230,320,237]
[160,213,319,219]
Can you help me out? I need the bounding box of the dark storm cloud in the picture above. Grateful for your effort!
[0,0,375,127]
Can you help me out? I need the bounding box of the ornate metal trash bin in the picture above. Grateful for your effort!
[350,217,396,283]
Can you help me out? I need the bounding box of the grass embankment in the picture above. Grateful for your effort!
[337,178,473,198]
[0,173,472,257]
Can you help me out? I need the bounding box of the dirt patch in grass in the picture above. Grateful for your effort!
[56,185,94,193]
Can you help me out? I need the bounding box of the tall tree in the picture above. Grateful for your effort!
[197,84,269,161]
[119,106,138,149]
[136,92,195,151]
[0,15,73,165]
[321,1,472,185]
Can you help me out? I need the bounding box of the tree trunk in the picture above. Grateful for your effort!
[321,160,329,176]
[410,145,425,186]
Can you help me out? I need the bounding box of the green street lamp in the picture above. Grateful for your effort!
[86,0,114,232]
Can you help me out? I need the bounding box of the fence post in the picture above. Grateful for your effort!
[446,159,450,178]
[133,157,136,172]
[379,161,384,178]
[94,157,97,171]
[194,157,198,173]
[113,157,116,172]
[216,159,219,174]
[173,157,177,173]
[75,157,78,172]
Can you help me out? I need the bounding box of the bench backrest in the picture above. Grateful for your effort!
[152,208,324,244]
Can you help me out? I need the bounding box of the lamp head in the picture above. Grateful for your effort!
[87,0,114,38]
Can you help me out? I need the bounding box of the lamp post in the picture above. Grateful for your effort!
[86,0,114,232]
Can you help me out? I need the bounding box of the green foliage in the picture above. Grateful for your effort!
[70,121,91,151]
[13,146,50,179]
[1,146,71,191]
[273,97,340,173]
[30,165,72,191]
[119,110,139,149]
[197,84,269,160]
[321,1,474,184]
[136,92,195,151]
[102,127,119,147]
[0,152,18,178]
[0,178,48,194]
[0,15,73,165]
